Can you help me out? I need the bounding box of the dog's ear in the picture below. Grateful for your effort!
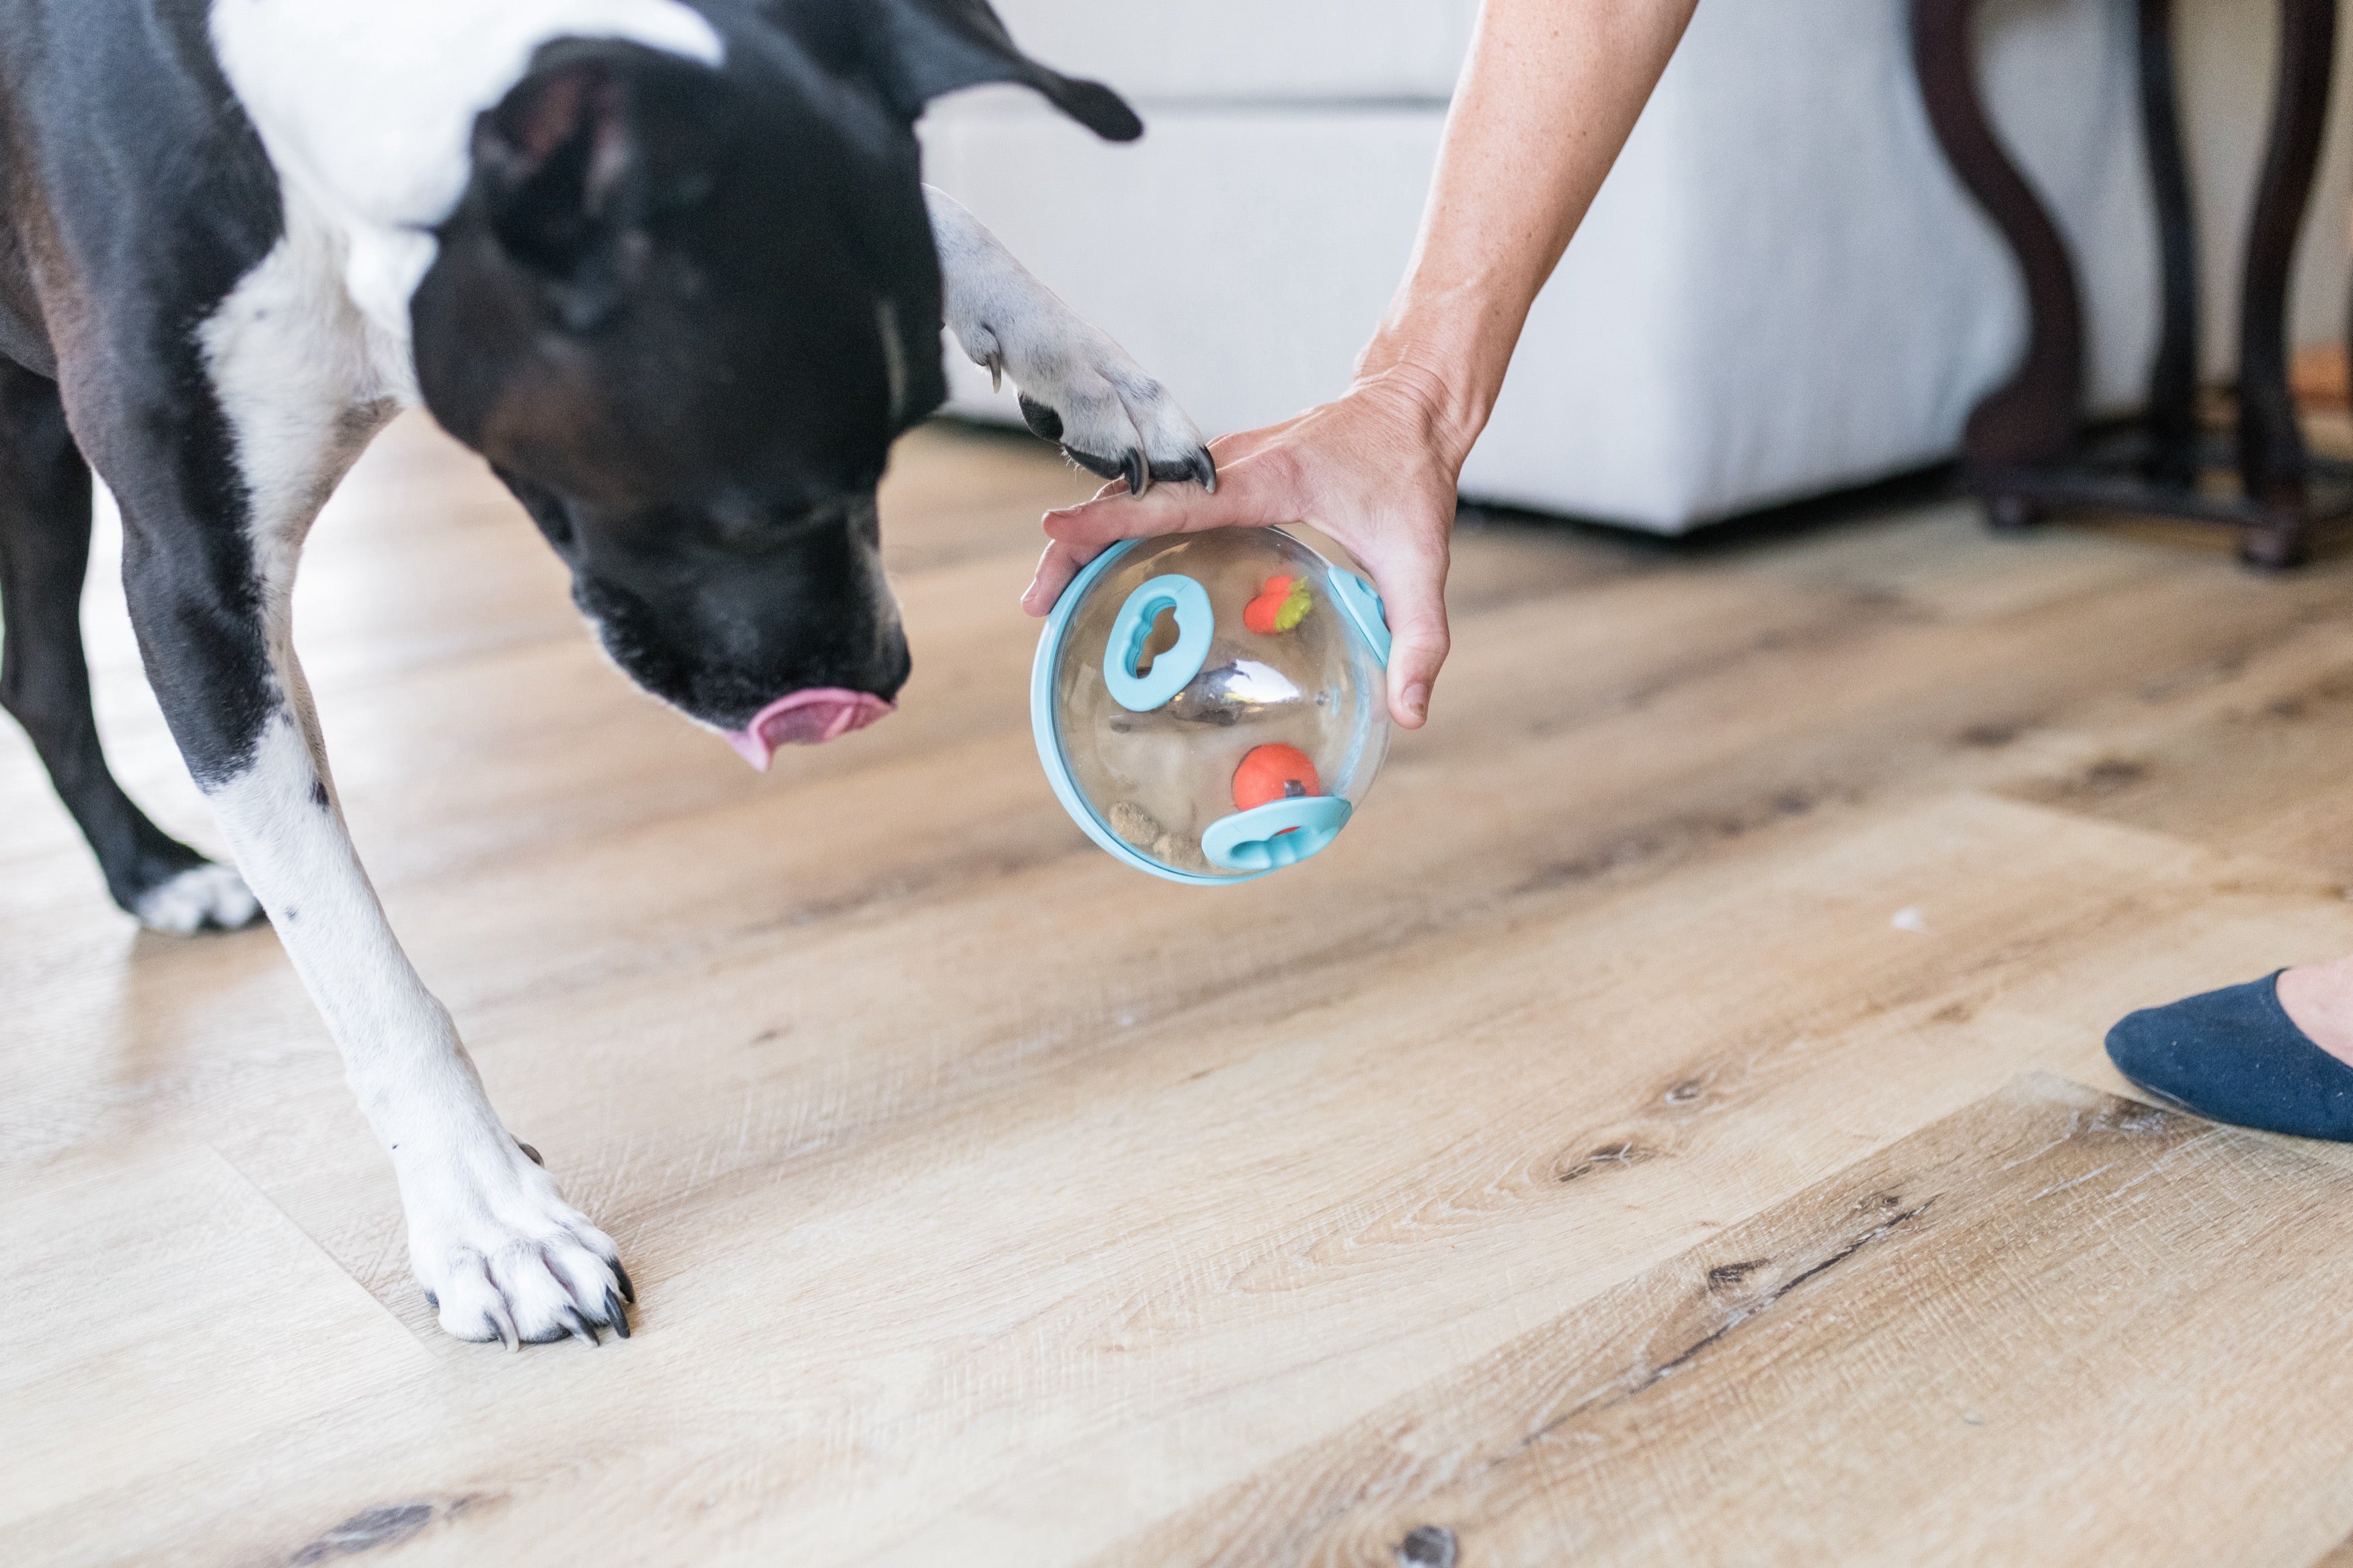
[473,40,725,328]
[855,0,1141,140]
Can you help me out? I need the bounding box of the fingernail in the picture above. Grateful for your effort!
[1404,683,1431,718]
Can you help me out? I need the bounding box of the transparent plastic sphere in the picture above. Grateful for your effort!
[1031,526,1392,882]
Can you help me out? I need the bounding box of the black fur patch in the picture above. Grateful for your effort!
[0,0,284,786]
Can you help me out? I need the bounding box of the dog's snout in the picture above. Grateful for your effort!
[726,688,894,770]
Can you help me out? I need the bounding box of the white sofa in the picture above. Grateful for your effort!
[921,0,2353,533]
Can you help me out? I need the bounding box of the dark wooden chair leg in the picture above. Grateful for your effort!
[2139,0,2202,487]
[2235,0,2335,567]
[1910,0,2353,563]
[1912,0,2085,501]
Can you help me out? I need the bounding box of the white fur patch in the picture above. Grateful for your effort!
[200,196,401,821]
[209,0,725,376]
[200,718,457,1091]
[199,199,401,658]
[134,863,263,934]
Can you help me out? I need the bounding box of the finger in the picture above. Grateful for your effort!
[1026,427,1296,614]
[1044,446,1295,549]
[1021,538,1106,617]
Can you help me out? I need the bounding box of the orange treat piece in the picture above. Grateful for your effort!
[1232,743,1320,811]
[1243,575,1303,635]
[1242,576,1293,635]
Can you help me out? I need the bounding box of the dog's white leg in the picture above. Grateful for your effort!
[925,185,1215,495]
[175,211,630,1347]
[203,718,627,1346]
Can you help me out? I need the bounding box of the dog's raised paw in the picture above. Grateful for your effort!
[405,1136,632,1348]
[926,186,1215,498]
[1013,365,1214,499]
[134,862,263,935]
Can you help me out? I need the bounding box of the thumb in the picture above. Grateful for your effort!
[1363,550,1449,729]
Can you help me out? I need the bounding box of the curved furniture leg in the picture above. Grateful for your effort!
[2140,0,2202,487]
[2236,0,2336,567]
[1913,0,2084,480]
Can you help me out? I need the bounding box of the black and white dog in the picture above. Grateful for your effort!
[0,0,1211,1345]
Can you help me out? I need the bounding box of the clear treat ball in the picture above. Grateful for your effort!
[1031,526,1392,883]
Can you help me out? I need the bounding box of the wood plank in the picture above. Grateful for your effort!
[0,1146,432,1559]
[1102,1074,2353,1568]
[1991,606,2353,887]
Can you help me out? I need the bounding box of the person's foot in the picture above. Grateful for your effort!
[2105,966,2353,1141]
[2275,956,2353,1065]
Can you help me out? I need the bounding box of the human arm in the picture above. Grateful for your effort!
[1021,0,1700,727]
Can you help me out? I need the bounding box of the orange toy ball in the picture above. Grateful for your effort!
[1232,743,1321,811]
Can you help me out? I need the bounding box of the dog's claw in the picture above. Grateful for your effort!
[516,1141,543,1167]
[612,1260,635,1305]
[564,1308,599,1347]
[1189,448,1218,493]
[988,353,1002,394]
[424,1289,439,1309]
[543,1245,609,1326]
[1124,448,1150,499]
[485,1308,519,1353]
[605,1289,631,1338]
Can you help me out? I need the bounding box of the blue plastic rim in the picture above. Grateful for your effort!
[1200,796,1353,872]
[1103,574,1213,711]
[1329,569,1392,667]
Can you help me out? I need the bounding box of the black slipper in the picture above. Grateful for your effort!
[2105,971,2353,1141]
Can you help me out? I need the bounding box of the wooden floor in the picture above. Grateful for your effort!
[11,414,2353,1565]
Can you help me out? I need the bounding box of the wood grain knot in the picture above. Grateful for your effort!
[288,1503,434,1563]
[1706,1259,1770,1293]
[2077,757,2148,794]
[1557,1141,1659,1184]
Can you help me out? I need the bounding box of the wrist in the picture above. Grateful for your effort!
[1353,292,1516,473]
[1347,361,1468,472]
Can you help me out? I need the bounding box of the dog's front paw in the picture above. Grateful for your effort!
[133,862,263,934]
[927,185,1215,497]
[1004,355,1216,498]
[404,1134,633,1348]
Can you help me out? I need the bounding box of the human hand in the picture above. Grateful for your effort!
[1021,370,1464,728]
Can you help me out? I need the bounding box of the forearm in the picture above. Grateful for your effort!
[1359,0,1700,464]
[1029,0,1698,722]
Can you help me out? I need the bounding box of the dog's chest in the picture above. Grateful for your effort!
[206,0,723,393]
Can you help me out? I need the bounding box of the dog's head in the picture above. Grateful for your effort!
[410,0,1137,766]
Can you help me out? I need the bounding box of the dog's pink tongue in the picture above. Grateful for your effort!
[727,689,893,770]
